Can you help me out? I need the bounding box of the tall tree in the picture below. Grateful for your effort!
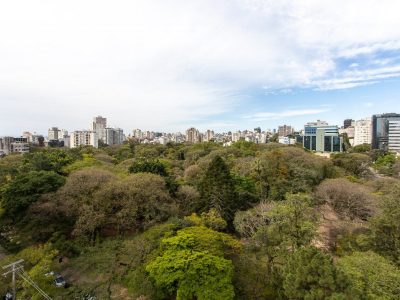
[198,156,238,222]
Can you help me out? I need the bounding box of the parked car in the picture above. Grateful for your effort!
[54,274,66,288]
[44,271,67,288]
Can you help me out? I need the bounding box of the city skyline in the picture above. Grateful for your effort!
[1,1,400,135]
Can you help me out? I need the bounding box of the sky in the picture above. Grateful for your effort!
[1,0,400,136]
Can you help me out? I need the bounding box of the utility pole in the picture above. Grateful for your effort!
[2,259,52,300]
[2,259,24,299]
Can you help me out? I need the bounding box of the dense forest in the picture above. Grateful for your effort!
[0,141,399,299]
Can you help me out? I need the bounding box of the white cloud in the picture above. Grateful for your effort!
[0,0,400,134]
[244,108,331,121]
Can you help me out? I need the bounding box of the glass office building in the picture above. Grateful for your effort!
[372,113,400,150]
[303,125,343,152]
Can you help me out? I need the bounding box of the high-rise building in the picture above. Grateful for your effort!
[388,121,400,153]
[70,131,98,148]
[354,118,372,146]
[91,116,107,142]
[278,125,294,137]
[204,130,214,142]
[48,127,60,140]
[343,119,354,129]
[186,127,200,143]
[48,127,68,141]
[303,123,342,152]
[372,113,400,150]
[105,128,124,145]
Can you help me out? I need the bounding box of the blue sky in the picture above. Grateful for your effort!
[1,0,400,135]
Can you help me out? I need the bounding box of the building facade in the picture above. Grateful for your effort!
[354,118,372,146]
[92,116,107,143]
[303,124,342,152]
[278,125,294,137]
[105,128,124,145]
[203,130,214,142]
[186,127,200,143]
[0,137,30,155]
[343,119,354,129]
[70,131,98,148]
[388,120,400,153]
[48,127,60,140]
[372,113,400,150]
[278,136,296,145]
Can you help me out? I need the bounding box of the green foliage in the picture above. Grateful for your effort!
[184,209,227,231]
[0,243,60,299]
[337,251,400,299]
[72,173,175,241]
[374,153,397,176]
[200,209,228,231]
[62,153,102,173]
[0,155,24,186]
[146,226,237,300]
[351,143,371,153]
[234,194,318,297]
[235,194,317,252]
[198,156,240,223]
[232,140,259,156]
[331,153,371,177]
[175,185,201,216]
[22,148,81,173]
[282,247,347,300]
[370,184,400,264]
[129,158,168,176]
[251,148,333,200]
[2,142,400,299]
[265,194,317,250]
[1,171,65,217]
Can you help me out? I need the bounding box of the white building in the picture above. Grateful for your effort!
[354,118,372,146]
[70,131,98,148]
[388,120,400,153]
[278,136,296,145]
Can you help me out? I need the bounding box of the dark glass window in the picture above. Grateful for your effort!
[324,136,332,152]
[333,136,341,152]
[304,136,311,150]
[311,136,316,151]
